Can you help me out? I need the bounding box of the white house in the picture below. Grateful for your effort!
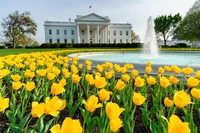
[44,13,132,44]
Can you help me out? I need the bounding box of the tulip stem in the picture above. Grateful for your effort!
[25,117,33,132]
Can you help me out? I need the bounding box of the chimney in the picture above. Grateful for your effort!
[69,18,71,22]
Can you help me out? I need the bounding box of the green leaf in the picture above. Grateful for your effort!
[7,123,22,133]
[36,116,44,132]
[150,120,158,133]
[42,119,54,132]
[19,113,31,128]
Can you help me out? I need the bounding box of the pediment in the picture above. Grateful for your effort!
[76,13,110,22]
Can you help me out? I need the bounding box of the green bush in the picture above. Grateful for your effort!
[40,43,50,48]
[175,43,187,48]
[0,46,5,49]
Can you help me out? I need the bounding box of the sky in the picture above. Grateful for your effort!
[0,0,196,43]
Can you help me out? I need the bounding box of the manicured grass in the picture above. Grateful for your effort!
[0,48,65,56]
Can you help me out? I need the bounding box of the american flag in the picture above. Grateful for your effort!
[89,5,92,8]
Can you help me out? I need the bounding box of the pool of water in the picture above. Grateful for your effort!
[79,52,200,65]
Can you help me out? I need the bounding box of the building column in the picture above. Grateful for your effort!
[77,24,80,43]
[87,24,90,43]
[97,25,99,43]
[105,25,108,43]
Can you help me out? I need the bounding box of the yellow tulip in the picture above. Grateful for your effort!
[131,69,139,77]
[31,102,45,118]
[191,88,200,99]
[105,71,113,79]
[12,81,22,91]
[98,89,112,102]
[106,102,125,120]
[173,90,191,108]
[171,65,178,72]
[0,69,10,79]
[87,65,91,71]
[120,67,127,74]
[25,81,35,91]
[115,79,126,91]
[72,74,80,84]
[109,118,123,133]
[183,66,193,75]
[96,64,103,72]
[158,67,164,74]
[51,83,65,95]
[146,62,151,67]
[85,60,92,66]
[47,72,56,80]
[164,97,173,107]
[82,95,102,112]
[134,76,145,88]
[164,66,171,72]
[160,76,171,88]
[147,76,156,85]
[175,67,182,74]
[0,94,9,112]
[132,92,146,106]
[78,64,83,69]
[50,117,83,133]
[145,67,152,73]
[45,96,66,117]
[187,77,199,88]
[169,76,179,84]
[165,114,190,133]
[122,74,130,82]
[95,77,107,89]
[104,62,113,69]
[24,70,35,78]
[11,74,21,82]
[59,79,67,87]
[196,70,200,79]
[36,69,47,77]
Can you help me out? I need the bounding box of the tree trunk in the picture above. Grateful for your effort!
[164,39,167,46]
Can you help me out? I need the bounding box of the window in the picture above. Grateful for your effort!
[126,39,129,43]
[82,39,84,43]
[72,39,74,44]
[82,30,84,35]
[120,31,122,36]
[57,30,59,35]
[126,31,129,36]
[99,31,100,35]
[90,30,92,35]
[64,39,67,43]
[64,30,67,35]
[99,39,100,43]
[49,39,52,44]
[109,31,110,36]
[71,30,74,35]
[49,30,52,35]
[120,39,122,43]
[114,31,116,36]
[108,39,110,43]
[114,39,116,43]
[57,39,60,43]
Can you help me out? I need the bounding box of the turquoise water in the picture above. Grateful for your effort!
[80,52,200,65]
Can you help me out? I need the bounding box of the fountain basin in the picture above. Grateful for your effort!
[68,51,200,77]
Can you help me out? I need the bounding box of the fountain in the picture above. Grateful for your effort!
[144,16,158,56]
[68,17,200,76]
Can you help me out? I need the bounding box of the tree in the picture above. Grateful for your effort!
[174,0,200,42]
[1,11,37,48]
[154,13,182,46]
[131,31,140,42]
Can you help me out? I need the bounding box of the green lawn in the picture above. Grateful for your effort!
[0,48,65,56]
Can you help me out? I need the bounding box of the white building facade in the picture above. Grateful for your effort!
[44,13,132,44]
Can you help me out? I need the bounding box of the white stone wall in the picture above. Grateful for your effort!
[108,24,132,43]
[45,24,77,43]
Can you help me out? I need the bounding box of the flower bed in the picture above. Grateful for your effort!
[0,50,200,133]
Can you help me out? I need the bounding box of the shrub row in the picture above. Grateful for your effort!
[39,43,143,48]
[161,43,190,48]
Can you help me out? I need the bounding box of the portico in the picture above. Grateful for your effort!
[75,13,110,43]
